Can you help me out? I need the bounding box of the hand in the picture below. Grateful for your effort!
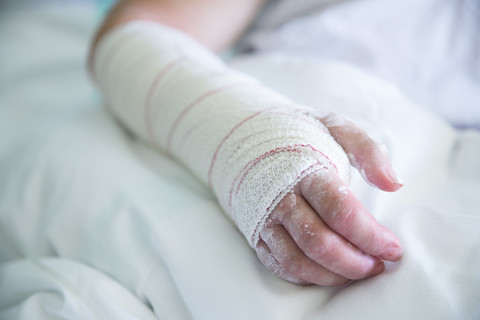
[255,114,403,286]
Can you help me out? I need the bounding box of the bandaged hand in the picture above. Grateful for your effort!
[257,115,403,286]
[92,21,403,286]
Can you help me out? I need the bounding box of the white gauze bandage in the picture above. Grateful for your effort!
[93,21,350,247]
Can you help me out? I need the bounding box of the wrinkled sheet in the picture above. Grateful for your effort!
[1,2,479,320]
[245,0,480,129]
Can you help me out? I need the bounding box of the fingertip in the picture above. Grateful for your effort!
[367,260,385,278]
[368,166,404,192]
[383,167,404,191]
[380,241,404,262]
[378,180,403,193]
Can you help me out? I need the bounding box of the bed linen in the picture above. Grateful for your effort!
[244,0,480,129]
[1,2,479,319]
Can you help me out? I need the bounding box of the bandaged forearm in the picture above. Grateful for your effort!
[93,21,350,247]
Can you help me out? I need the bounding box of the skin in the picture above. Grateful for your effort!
[91,0,403,286]
[259,115,403,285]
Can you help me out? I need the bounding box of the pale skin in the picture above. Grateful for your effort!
[91,0,404,286]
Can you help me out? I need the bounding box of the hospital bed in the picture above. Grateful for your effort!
[0,1,479,319]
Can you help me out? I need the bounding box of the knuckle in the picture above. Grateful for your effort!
[280,250,303,274]
[257,246,309,285]
[273,193,299,222]
[359,232,378,254]
[333,203,357,230]
[304,233,335,262]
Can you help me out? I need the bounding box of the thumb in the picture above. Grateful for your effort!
[320,114,403,192]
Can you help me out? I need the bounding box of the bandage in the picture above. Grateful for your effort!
[93,21,350,247]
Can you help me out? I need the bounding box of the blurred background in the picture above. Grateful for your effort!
[1,0,479,130]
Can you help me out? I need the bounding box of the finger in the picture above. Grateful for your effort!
[273,193,385,279]
[256,239,309,285]
[320,114,403,192]
[300,171,403,261]
[260,224,350,286]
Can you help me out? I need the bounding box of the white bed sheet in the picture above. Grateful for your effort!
[1,2,479,319]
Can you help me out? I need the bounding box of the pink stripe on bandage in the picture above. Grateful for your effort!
[208,106,325,187]
[207,106,282,187]
[250,161,328,246]
[228,145,338,211]
[144,57,186,145]
[165,83,246,151]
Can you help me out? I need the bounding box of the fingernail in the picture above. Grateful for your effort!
[381,242,404,262]
[385,167,404,187]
